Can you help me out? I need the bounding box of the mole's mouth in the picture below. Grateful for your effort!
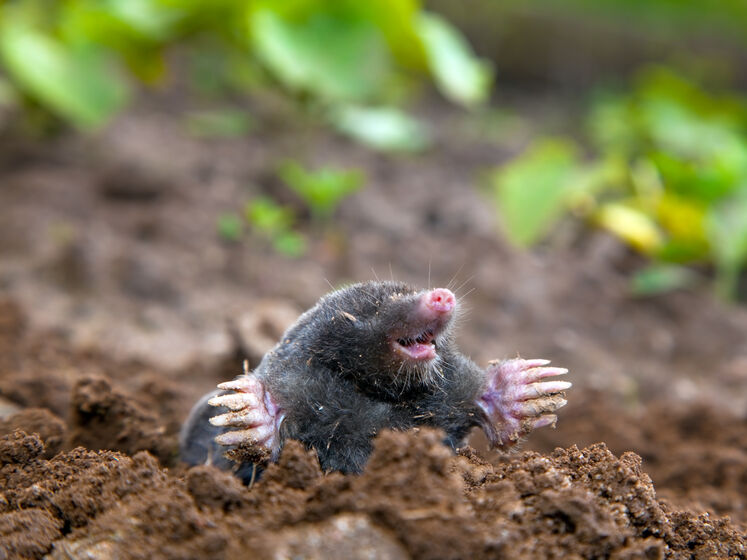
[392,329,437,361]
[389,287,455,363]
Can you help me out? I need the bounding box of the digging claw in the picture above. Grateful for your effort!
[530,414,557,430]
[519,381,572,400]
[214,424,274,446]
[208,372,283,460]
[217,376,263,392]
[476,358,571,450]
[209,408,266,428]
[208,392,260,411]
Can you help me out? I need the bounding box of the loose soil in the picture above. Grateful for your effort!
[0,94,745,558]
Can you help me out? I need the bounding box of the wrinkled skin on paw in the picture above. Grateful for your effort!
[208,370,284,462]
[476,358,570,449]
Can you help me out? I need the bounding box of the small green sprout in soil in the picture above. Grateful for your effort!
[186,109,254,138]
[278,161,364,223]
[245,197,306,258]
[216,213,243,243]
[219,160,365,258]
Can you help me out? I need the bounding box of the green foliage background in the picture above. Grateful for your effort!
[490,69,747,299]
[0,0,491,133]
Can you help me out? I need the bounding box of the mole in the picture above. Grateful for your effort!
[180,281,571,481]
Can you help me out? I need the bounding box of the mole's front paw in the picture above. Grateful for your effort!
[208,374,284,459]
[476,358,570,450]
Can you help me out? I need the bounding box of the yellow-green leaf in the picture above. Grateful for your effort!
[594,202,663,253]
[655,192,707,244]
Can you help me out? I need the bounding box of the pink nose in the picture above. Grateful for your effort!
[425,288,456,313]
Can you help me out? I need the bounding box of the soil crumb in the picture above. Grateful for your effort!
[0,408,66,458]
[528,389,747,528]
[69,376,176,464]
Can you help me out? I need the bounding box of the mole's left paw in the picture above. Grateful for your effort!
[476,358,571,450]
[207,374,284,459]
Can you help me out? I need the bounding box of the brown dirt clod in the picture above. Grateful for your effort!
[0,408,66,458]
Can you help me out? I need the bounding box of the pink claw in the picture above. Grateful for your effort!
[214,424,274,447]
[208,392,260,411]
[209,408,266,428]
[531,415,558,430]
[217,377,262,392]
[525,367,569,382]
[476,358,571,449]
[519,381,572,400]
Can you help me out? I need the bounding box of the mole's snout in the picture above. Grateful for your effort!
[424,288,456,314]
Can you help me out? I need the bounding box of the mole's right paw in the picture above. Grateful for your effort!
[208,375,284,457]
[476,358,571,450]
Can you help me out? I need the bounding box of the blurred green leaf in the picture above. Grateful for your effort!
[187,43,266,96]
[0,18,127,129]
[331,104,430,152]
[415,12,492,106]
[566,155,628,210]
[356,0,425,69]
[99,0,182,40]
[58,1,177,83]
[250,9,390,101]
[655,239,710,263]
[491,139,581,247]
[655,192,707,245]
[185,109,254,137]
[245,197,295,235]
[630,264,697,296]
[278,161,364,221]
[272,231,307,257]
[60,0,181,46]
[217,213,243,241]
[587,94,636,154]
[0,0,492,132]
[245,196,307,257]
[707,186,747,299]
[642,98,741,164]
[0,76,17,106]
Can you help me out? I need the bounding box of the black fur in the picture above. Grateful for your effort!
[181,281,486,479]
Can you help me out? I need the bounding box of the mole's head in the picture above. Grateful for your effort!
[307,281,459,392]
